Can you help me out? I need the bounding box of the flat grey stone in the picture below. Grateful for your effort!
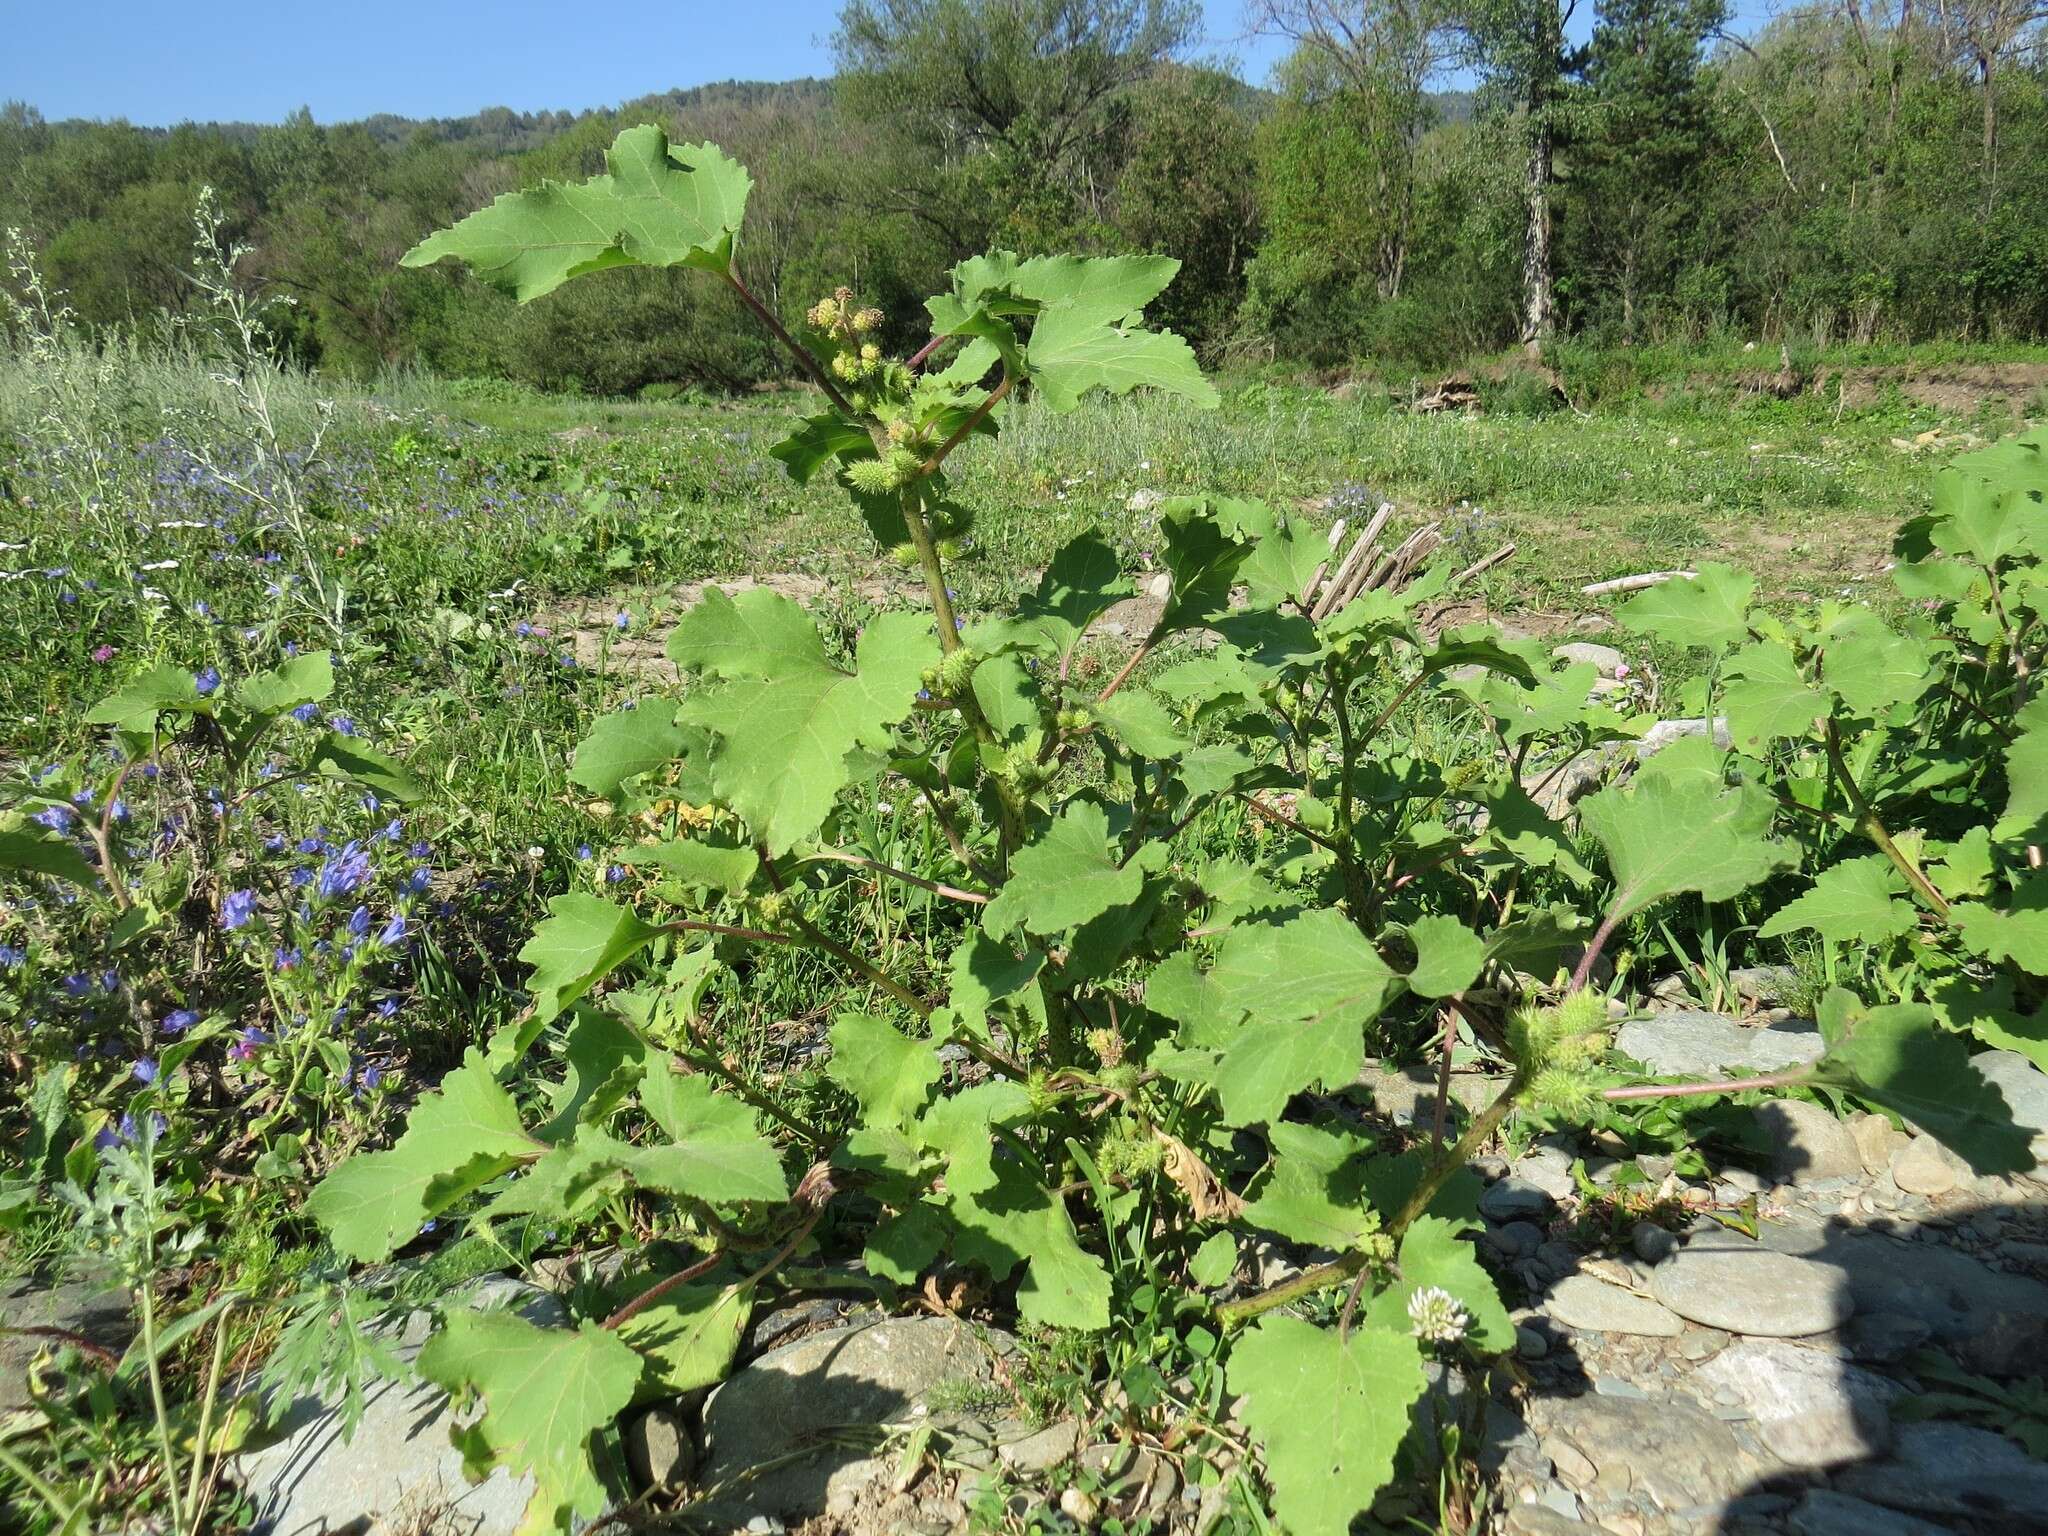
[1836,1421,2048,1520]
[1506,1506,1589,1535]
[1694,1339,1898,1467]
[1354,1063,1508,1129]
[1480,1178,1554,1222]
[1650,1243,1852,1336]
[998,1419,1079,1474]
[1615,1010,1825,1078]
[1789,1490,1953,1536]
[1976,1049,2048,1134]
[0,1274,132,1414]
[1756,1099,1863,1186]
[1528,1393,1762,1510]
[625,1404,696,1489]
[701,1317,1010,1521]
[1631,1221,1679,1265]
[234,1278,572,1536]
[1484,1220,1545,1258]
[1728,965,1800,1006]
[1741,1220,2048,1373]
[1543,1275,1683,1337]
[1551,641,1625,676]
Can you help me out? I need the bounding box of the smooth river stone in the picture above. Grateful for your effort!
[1543,1274,1684,1337]
[1649,1245,1853,1336]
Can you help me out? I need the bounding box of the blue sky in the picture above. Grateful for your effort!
[2,2,1283,125]
[5,0,1779,126]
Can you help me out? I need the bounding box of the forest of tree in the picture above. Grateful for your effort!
[4,0,2044,392]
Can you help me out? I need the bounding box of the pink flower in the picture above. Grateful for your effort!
[92,645,117,663]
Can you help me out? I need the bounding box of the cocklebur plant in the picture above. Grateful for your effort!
[303,129,2042,1536]
[0,649,432,1193]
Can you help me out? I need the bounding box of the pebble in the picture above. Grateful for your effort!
[1650,1245,1852,1336]
[1480,1177,1554,1222]
[1630,1221,1678,1265]
[1514,1147,1579,1199]
[1758,1099,1865,1185]
[1484,1220,1546,1258]
[1543,1275,1684,1337]
[1889,1136,1959,1196]
[1850,1113,1904,1174]
[1515,1325,1551,1360]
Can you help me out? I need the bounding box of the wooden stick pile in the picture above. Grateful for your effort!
[1301,503,1515,619]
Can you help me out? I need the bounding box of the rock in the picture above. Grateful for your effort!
[1484,1220,1545,1259]
[998,1420,1079,1475]
[1126,488,1164,512]
[1757,1099,1863,1186]
[1515,1325,1551,1360]
[1513,1148,1578,1200]
[1630,1221,1678,1265]
[1355,1062,1508,1128]
[1844,1312,1932,1363]
[1650,1242,1852,1336]
[701,1317,1011,1522]
[1747,1220,2048,1373]
[1835,1421,2048,1521]
[1694,1339,1898,1467]
[1552,641,1625,676]
[1533,1241,1578,1280]
[1615,1010,1826,1077]
[0,1274,132,1414]
[1144,571,1172,600]
[1889,1136,1961,1196]
[1528,1393,1762,1510]
[1507,1504,1589,1535]
[1789,1490,1953,1536]
[1728,964,1800,1006]
[234,1278,571,1536]
[1635,717,1731,760]
[1976,1048,2048,1134]
[1543,1275,1684,1337]
[625,1405,697,1489]
[1481,1178,1554,1223]
[1851,1113,1905,1175]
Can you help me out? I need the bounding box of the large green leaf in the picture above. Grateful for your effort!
[1229,1317,1426,1536]
[569,707,686,794]
[1025,305,1214,410]
[1722,642,1826,751]
[402,125,750,299]
[84,665,203,731]
[1363,1217,1513,1352]
[1820,610,1934,715]
[676,593,934,854]
[235,651,334,716]
[308,1052,541,1261]
[982,800,1145,938]
[1403,915,1486,999]
[612,1280,751,1403]
[417,1311,639,1536]
[634,1058,788,1204]
[310,734,427,804]
[1757,855,1916,947]
[1811,990,2034,1174]
[1952,879,2048,975]
[948,1161,1111,1330]
[970,531,1131,660]
[827,1013,941,1133]
[1239,1123,1378,1250]
[0,825,100,892]
[1580,770,1795,923]
[1995,698,2048,844]
[519,894,663,1024]
[1615,563,1755,650]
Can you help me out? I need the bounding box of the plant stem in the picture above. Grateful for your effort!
[602,1247,727,1330]
[1216,1076,1525,1326]
[803,847,989,904]
[1601,1069,1812,1102]
[722,270,857,418]
[919,373,1011,477]
[137,1281,188,1535]
[1823,719,1952,922]
[1569,908,1626,992]
[1096,622,1164,704]
[760,848,929,1018]
[661,918,798,945]
[899,491,962,650]
[183,1301,234,1530]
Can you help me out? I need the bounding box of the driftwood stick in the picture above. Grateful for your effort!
[1312,528,1376,621]
[1315,504,1393,618]
[1583,570,1695,597]
[1451,541,1517,588]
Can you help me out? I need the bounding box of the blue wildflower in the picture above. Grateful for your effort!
[132,1058,158,1085]
[31,805,72,833]
[331,715,358,737]
[614,612,630,630]
[316,841,372,902]
[195,666,222,696]
[0,944,25,968]
[291,703,320,724]
[347,905,371,938]
[378,914,406,947]
[162,1008,200,1033]
[221,889,256,929]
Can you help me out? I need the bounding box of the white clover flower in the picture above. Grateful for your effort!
[1407,1285,1470,1345]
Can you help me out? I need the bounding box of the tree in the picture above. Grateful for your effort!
[1566,0,1728,338]
[834,0,1199,255]
[1456,0,1585,354]
[1113,67,1263,346]
[1247,0,1459,299]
